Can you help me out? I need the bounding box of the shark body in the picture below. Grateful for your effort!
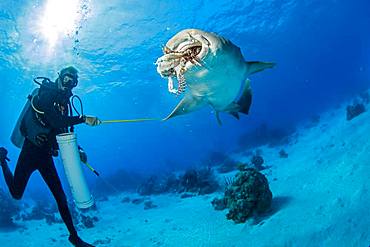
[155,29,275,123]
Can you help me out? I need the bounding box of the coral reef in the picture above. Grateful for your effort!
[180,193,194,199]
[346,102,366,121]
[21,200,61,225]
[0,188,20,228]
[212,168,272,223]
[138,167,220,196]
[80,214,99,228]
[279,149,288,158]
[68,202,99,229]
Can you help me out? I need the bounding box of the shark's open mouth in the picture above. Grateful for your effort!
[156,35,206,96]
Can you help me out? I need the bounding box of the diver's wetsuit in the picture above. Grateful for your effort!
[1,82,84,239]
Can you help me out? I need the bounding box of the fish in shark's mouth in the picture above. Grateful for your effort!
[156,34,205,95]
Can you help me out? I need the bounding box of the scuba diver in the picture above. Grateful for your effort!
[0,66,100,247]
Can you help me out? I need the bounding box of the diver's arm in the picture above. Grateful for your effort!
[0,147,10,166]
[38,93,85,129]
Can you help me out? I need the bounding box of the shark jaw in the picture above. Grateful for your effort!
[155,32,208,96]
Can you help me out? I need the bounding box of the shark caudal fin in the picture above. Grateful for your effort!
[246,61,275,75]
[163,94,205,121]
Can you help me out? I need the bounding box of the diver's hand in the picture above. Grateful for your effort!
[0,147,10,164]
[79,149,88,164]
[84,115,101,126]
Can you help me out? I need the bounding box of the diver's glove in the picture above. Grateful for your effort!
[0,147,10,165]
[78,146,88,164]
[83,115,102,127]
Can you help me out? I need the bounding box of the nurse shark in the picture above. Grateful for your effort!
[155,29,275,124]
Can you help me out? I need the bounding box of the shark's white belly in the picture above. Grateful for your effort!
[185,39,248,111]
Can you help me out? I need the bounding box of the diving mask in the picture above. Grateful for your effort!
[61,73,78,89]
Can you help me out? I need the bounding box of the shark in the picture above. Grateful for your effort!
[155,28,275,124]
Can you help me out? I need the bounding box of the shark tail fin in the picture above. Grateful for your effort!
[246,61,275,75]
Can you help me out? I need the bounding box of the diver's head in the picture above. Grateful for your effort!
[57,66,79,92]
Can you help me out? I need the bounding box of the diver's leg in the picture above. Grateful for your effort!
[1,141,36,199]
[38,156,78,237]
[38,159,95,247]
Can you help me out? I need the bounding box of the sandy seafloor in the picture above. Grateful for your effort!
[1,95,370,247]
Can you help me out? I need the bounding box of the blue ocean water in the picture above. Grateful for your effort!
[0,0,370,246]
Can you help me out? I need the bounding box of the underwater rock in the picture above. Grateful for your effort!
[346,102,366,121]
[212,168,272,224]
[144,200,158,210]
[132,198,145,205]
[180,193,194,199]
[22,200,61,225]
[121,197,130,203]
[279,149,288,158]
[138,168,219,196]
[67,202,99,229]
[80,214,99,228]
[211,197,227,211]
[0,188,20,228]
[93,238,112,245]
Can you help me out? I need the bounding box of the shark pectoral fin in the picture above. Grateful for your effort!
[237,79,253,114]
[246,61,275,75]
[163,94,204,121]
